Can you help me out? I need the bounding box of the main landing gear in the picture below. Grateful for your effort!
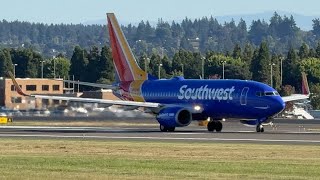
[256,124,264,133]
[207,120,223,132]
[160,125,175,132]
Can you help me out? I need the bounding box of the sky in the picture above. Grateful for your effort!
[0,0,320,24]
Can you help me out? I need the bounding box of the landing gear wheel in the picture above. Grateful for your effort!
[256,124,264,133]
[160,125,168,132]
[160,125,175,132]
[207,121,215,132]
[207,120,223,132]
[215,121,223,132]
[167,127,175,132]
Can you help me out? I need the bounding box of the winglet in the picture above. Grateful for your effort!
[7,71,29,96]
[301,72,310,96]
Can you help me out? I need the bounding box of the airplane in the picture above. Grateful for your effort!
[9,13,310,133]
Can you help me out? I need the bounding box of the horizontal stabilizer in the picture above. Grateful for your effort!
[282,72,310,102]
[63,80,118,90]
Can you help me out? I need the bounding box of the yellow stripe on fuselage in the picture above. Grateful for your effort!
[108,13,147,81]
[129,80,146,102]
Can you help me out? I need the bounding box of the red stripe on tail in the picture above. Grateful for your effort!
[108,17,134,82]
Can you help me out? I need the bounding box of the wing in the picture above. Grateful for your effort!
[8,71,160,109]
[281,72,310,102]
[30,94,160,108]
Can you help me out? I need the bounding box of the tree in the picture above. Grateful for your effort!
[161,55,172,77]
[148,54,161,76]
[242,43,254,64]
[248,20,268,45]
[283,47,300,90]
[250,42,271,84]
[0,49,13,77]
[98,46,114,84]
[44,57,70,78]
[270,54,281,90]
[70,46,88,81]
[316,42,320,58]
[309,48,316,57]
[237,18,248,44]
[184,52,201,79]
[312,18,320,37]
[310,83,320,109]
[137,53,148,73]
[299,57,320,84]
[171,50,184,73]
[10,48,43,78]
[87,46,100,82]
[232,44,241,59]
[205,53,251,80]
[298,43,310,59]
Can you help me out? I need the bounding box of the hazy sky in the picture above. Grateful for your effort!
[1,0,320,24]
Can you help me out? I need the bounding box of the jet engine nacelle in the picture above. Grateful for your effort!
[156,107,192,127]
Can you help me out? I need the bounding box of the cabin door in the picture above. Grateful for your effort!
[240,87,249,105]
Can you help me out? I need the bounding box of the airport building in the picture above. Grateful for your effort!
[0,77,64,110]
[0,77,119,110]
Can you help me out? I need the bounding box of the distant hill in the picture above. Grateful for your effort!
[84,11,320,30]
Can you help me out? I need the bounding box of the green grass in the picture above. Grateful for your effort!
[0,138,319,179]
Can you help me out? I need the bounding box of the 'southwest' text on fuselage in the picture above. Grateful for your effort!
[177,85,235,100]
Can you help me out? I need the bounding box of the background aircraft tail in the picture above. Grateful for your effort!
[301,72,310,95]
[107,13,156,82]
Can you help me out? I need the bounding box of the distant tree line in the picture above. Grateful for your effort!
[1,12,320,108]
[1,12,320,58]
[1,41,320,108]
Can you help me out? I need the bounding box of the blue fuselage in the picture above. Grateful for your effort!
[116,78,286,120]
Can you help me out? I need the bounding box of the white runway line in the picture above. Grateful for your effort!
[1,134,320,143]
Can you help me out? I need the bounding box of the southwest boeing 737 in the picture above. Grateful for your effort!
[10,13,310,133]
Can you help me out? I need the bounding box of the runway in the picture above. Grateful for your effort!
[1,120,320,145]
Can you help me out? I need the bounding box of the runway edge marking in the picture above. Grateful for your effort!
[1,134,320,143]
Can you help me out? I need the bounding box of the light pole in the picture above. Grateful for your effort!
[41,61,44,78]
[269,63,275,87]
[158,63,162,79]
[13,64,18,78]
[221,61,226,79]
[160,47,164,59]
[181,64,184,77]
[53,57,56,79]
[280,57,283,86]
[201,57,205,79]
[144,57,149,73]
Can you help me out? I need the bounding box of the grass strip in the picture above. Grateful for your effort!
[0,138,319,179]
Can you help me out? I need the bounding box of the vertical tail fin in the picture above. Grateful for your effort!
[301,72,310,96]
[7,71,29,96]
[107,13,155,82]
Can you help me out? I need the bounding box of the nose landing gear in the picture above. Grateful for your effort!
[256,124,264,133]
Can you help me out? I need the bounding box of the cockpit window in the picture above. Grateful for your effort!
[264,92,274,96]
[256,91,280,97]
[265,91,280,96]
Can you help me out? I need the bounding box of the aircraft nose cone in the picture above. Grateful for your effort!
[276,98,286,113]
